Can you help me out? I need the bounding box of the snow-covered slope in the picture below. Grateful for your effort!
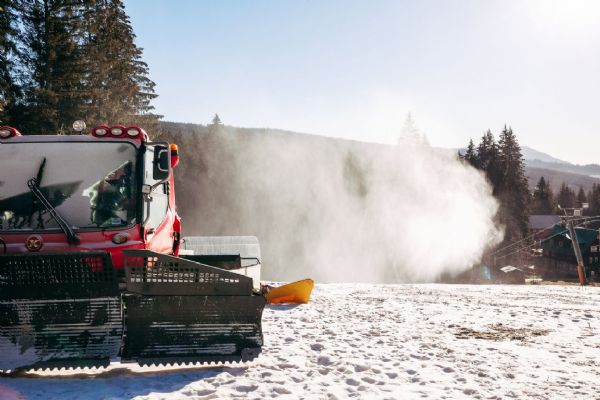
[520,146,568,164]
[1,284,599,399]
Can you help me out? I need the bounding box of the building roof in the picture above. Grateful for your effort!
[528,215,561,230]
[542,225,599,253]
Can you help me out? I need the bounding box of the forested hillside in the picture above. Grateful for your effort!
[525,166,600,193]
[458,149,600,194]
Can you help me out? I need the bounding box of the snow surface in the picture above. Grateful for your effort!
[1,284,599,399]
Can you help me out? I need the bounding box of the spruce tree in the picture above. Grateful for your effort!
[476,130,493,169]
[588,183,600,216]
[398,113,427,146]
[531,176,555,214]
[16,0,85,134]
[477,130,501,193]
[0,1,19,124]
[576,187,587,207]
[557,182,576,209]
[463,138,478,167]
[208,113,224,135]
[80,0,159,130]
[497,126,529,243]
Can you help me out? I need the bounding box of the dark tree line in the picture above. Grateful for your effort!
[531,177,600,216]
[588,184,600,216]
[461,127,530,245]
[0,0,158,134]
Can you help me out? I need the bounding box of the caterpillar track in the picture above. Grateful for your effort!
[0,250,266,373]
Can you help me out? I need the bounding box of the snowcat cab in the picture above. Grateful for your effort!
[0,125,266,372]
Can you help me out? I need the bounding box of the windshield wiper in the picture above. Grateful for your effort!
[28,158,80,245]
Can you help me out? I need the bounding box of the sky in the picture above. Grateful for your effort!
[124,0,600,164]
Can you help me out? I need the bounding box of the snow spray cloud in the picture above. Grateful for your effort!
[177,123,503,283]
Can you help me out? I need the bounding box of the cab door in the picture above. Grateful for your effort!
[142,144,173,253]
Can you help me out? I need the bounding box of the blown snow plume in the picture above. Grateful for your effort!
[164,124,503,282]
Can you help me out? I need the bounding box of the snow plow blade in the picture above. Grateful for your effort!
[0,252,122,372]
[121,250,266,365]
[266,279,314,304]
[0,250,265,371]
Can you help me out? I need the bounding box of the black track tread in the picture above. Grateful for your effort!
[0,348,261,375]
[131,348,261,367]
[0,359,112,375]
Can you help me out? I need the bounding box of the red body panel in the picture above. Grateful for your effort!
[143,173,181,258]
[1,226,144,268]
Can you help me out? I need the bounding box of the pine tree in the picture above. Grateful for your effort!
[588,183,600,216]
[15,0,86,134]
[208,113,224,135]
[497,126,529,242]
[557,182,576,209]
[463,138,478,167]
[531,176,555,214]
[398,113,426,146]
[476,130,502,193]
[80,0,159,130]
[576,187,587,207]
[476,130,493,169]
[0,1,19,124]
[2,0,159,133]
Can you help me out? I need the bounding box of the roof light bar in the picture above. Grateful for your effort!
[90,124,148,141]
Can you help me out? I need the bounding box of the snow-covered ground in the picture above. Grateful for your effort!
[1,284,599,399]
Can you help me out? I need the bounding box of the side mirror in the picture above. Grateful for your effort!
[153,145,170,181]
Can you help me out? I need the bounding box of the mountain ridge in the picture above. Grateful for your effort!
[159,121,600,193]
[520,146,568,164]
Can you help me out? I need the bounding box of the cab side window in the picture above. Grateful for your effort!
[143,145,169,229]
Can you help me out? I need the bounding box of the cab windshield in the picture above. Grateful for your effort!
[0,141,138,231]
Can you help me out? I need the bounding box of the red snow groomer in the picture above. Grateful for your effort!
[0,124,265,372]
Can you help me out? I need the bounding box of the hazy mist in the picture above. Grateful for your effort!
[166,123,503,283]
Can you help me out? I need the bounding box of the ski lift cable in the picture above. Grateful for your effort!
[490,216,600,258]
[490,224,557,257]
[494,230,567,261]
[494,226,587,261]
[491,215,600,256]
[493,218,600,261]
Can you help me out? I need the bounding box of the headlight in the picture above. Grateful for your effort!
[126,127,141,137]
[72,120,86,132]
[94,127,108,136]
[110,126,124,136]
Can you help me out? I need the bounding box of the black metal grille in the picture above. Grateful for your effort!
[124,250,253,295]
[121,294,265,362]
[0,251,118,300]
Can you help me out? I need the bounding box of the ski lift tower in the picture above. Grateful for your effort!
[559,203,589,285]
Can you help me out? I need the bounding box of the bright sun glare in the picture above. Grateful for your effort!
[529,0,600,32]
